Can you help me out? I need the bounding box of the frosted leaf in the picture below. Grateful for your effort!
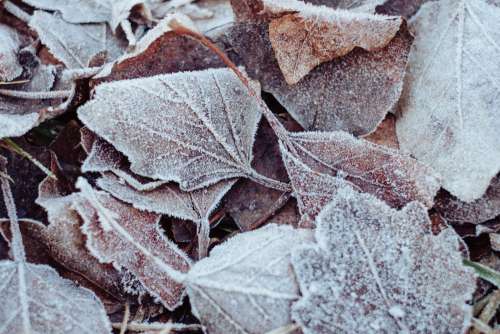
[22,0,113,24]
[222,21,412,135]
[435,176,500,225]
[0,63,59,139]
[186,224,313,334]
[29,11,125,69]
[97,173,235,258]
[0,24,22,82]
[0,261,112,334]
[182,0,235,33]
[35,165,126,298]
[376,0,429,18]
[93,14,223,83]
[262,0,402,84]
[364,114,399,149]
[81,132,125,173]
[328,0,385,12]
[110,0,150,32]
[279,131,441,224]
[78,68,263,191]
[291,185,477,334]
[396,0,500,202]
[73,178,191,310]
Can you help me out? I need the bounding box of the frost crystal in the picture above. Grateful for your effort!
[263,0,402,84]
[397,0,500,202]
[74,178,191,310]
[29,11,125,69]
[279,131,441,225]
[222,21,412,135]
[78,68,263,191]
[186,224,313,334]
[292,185,477,334]
[0,24,22,82]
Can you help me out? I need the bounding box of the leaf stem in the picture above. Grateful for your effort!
[247,170,291,192]
[3,0,31,23]
[0,156,26,262]
[0,139,56,180]
[0,88,72,99]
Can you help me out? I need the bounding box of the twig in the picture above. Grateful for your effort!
[119,302,131,334]
[0,79,29,86]
[112,321,202,332]
[3,0,31,23]
[0,139,56,180]
[0,88,72,99]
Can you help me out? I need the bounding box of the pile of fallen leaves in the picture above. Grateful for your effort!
[0,0,499,333]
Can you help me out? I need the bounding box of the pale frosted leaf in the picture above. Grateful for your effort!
[35,166,126,298]
[110,0,150,31]
[435,176,500,225]
[0,63,59,139]
[97,173,235,258]
[279,131,440,224]
[73,179,191,310]
[81,133,124,173]
[29,11,125,69]
[396,0,500,201]
[93,14,223,87]
[222,21,412,134]
[0,24,22,82]
[262,0,402,84]
[0,261,112,334]
[78,68,263,191]
[22,0,112,24]
[186,224,313,334]
[291,186,476,334]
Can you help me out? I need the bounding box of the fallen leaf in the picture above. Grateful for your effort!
[364,114,399,149]
[0,155,112,334]
[74,178,191,310]
[23,0,113,24]
[186,224,313,334]
[279,131,440,225]
[221,20,412,135]
[396,0,500,202]
[0,24,23,82]
[186,0,235,32]
[29,10,126,69]
[376,0,428,17]
[79,68,289,192]
[96,172,235,258]
[435,176,500,225]
[292,185,476,334]
[262,0,402,84]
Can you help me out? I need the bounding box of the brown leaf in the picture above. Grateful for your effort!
[74,178,191,310]
[221,21,412,135]
[364,114,399,149]
[435,176,500,225]
[264,0,402,84]
[279,131,441,225]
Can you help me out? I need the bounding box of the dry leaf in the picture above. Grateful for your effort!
[262,0,402,84]
[29,11,126,69]
[396,0,500,202]
[0,63,60,139]
[186,224,313,334]
[73,178,191,310]
[78,68,285,192]
[222,20,412,135]
[435,176,500,225]
[93,14,224,83]
[279,131,440,224]
[23,0,113,24]
[291,185,476,333]
[364,114,399,149]
[35,161,127,299]
[97,172,235,258]
[0,156,112,334]
[0,24,22,82]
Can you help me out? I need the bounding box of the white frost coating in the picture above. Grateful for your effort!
[23,0,112,24]
[0,261,112,334]
[279,131,441,225]
[78,68,262,191]
[29,11,125,69]
[97,173,236,258]
[186,224,314,334]
[0,24,22,82]
[291,185,477,334]
[264,0,402,84]
[74,178,191,310]
[331,0,386,12]
[397,0,500,202]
